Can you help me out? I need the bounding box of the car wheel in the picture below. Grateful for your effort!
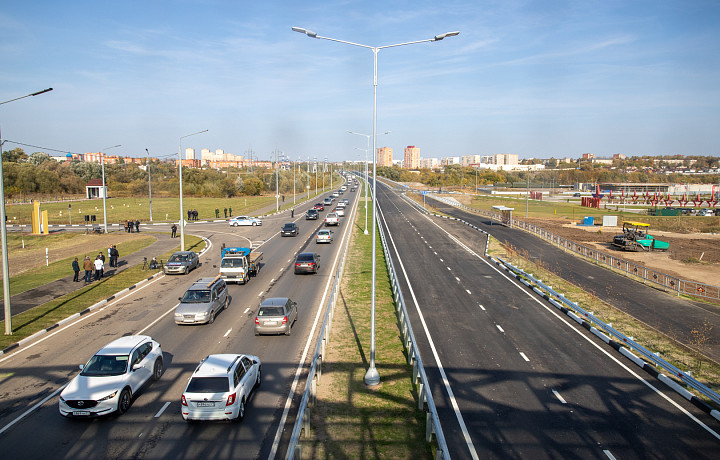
[117,388,132,414]
[236,398,246,422]
[208,310,215,324]
[285,326,292,336]
[183,267,188,275]
[233,222,238,227]
[255,368,262,388]
[252,222,257,226]
[224,297,229,310]
[152,358,163,381]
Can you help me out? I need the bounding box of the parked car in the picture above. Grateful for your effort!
[294,252,320,274]
[316,229,333,244]
[181,354,261,422]
[229,216,262,227]
[325,213,339,226]
[254,297,298,336]
[281,222,299,237]
[163,251,199,275]
[174,277,229,325]
[59,335,163,418]
[306,209,319,220]
[334,207,345,217]
[312,203,325,211]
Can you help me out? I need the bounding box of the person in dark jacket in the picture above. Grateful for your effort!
[72,258,80,282]
[135,219,140,232]
[110,245,119,267]
[171,223,177,238]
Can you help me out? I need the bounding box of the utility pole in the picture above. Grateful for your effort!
[145,148,153,221]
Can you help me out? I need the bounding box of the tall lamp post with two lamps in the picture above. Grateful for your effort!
[0,87,53,335]
[293,26,459,386]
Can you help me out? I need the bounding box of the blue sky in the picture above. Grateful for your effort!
[1,0,718,162]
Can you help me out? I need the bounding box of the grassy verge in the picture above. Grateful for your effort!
[1,234,155,299]
[0,235,205,349]
[304,184,431,458]
[488,236,720,401]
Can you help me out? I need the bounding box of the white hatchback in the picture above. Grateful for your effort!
[181,354,261,422]
[59,335,163,418]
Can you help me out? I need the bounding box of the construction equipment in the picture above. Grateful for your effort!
[612,221,669,252]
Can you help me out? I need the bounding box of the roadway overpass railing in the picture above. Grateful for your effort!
[425,193,720,304]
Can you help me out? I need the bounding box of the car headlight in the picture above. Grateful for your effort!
[174,312,183,317]
[98,391,118,402]
[198,312,209,317]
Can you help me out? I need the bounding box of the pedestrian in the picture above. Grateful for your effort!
[229,207,232,217]
[72,257,80,282]
[187,210,192,221]
[94,256,104,281]
[224,207,227,218]
[171,223,177,238]
[108,246,113,267]
[123,221,128,232]
[282,195,285,203]
[128,219,133,233]
[135,219,140,232]
[111,245,119,267]
[291,208,294,218]
[193,210,198,221]
[215,207,219,218]
[83,256,93,282]
[98,252,106,277]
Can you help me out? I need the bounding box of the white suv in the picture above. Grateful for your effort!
[181,354,261,422]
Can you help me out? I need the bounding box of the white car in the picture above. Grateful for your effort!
[229,216,262,227]
[334,207,345,217]
[59,335,163,417]
[181,354,261,422]
[316,229,333,244]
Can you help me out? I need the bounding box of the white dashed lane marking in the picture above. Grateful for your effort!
[154,401,171,418]
[496,325,505,333]
[553,390,567,404]
[519,352,530,362]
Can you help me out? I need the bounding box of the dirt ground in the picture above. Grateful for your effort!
[524,218,720,286]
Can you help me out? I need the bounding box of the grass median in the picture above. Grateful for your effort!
[304,191,432,459]
[0,235,205,350]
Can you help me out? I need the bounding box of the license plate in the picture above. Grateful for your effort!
[73,411,91,416]
[265,321,277,326]
[196,402,215,407]
[184,318,195,323]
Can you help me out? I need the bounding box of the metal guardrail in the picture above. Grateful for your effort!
[376,203,450,459]
[494,256,720,409]
[286,177,448,459]
[426,193,720,304]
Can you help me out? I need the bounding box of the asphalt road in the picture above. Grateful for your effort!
[423,193,720,364]
[0,183,358,459]
[374,181,720,459]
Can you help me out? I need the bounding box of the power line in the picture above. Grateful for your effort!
[2,139,84,155]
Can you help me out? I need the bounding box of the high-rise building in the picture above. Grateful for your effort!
[377,147,393,167]
[185,148,195,160]
[404,146,420,169]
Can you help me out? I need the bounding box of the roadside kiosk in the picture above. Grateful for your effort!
[491,205,514,226]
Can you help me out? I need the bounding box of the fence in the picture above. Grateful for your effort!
[426,193,720,304]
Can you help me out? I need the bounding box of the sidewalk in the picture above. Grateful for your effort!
[0,232,181,321]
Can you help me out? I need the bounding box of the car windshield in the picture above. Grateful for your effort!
[221,258,244,268]
[259,306,285,316]
[296,254,315,262]
[182,290,211,303]
[186,376,230,393]
[81,354,129,376]
[283,224,295,229]
[169,254,189,262]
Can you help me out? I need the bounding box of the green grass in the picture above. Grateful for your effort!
[4,191,335,226]
[1,234,155,299]
[304,191,432,459]
[0,235,204,349]
[490,236,720,404]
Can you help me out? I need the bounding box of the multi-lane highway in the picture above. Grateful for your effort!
[0,182,359,459]
[374,180,720,459]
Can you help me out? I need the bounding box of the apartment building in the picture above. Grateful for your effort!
[377,147,393,167]
[403,145,420,169]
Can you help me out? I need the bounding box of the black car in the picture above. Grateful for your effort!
[281,222,299,237]
[294,252,320,274]
[306,209,319,220]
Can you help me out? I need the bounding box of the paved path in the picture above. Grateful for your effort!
[0,232,181,321]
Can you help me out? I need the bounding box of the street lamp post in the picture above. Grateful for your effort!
[145,148,153,221]
[294,27,459,386]
[178,130,208,251]
[348,130,390,235]
[100,145,121,234]
[0,87,53,335]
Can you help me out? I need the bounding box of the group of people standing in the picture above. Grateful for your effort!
[216,207,233,218]
[187,209,199,221]
[72,245,119,283]
[124,219,140,232]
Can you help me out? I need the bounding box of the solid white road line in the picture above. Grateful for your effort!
[0,384,66,436]
[419,208,720,441]
[154,401,171,418]
[553,390,567,404]
[378,206,480,460]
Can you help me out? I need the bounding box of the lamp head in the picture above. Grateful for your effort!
[292,27,317,38]
[434,31,460,41]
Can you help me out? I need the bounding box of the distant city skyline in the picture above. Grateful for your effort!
[2,1,718,161]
